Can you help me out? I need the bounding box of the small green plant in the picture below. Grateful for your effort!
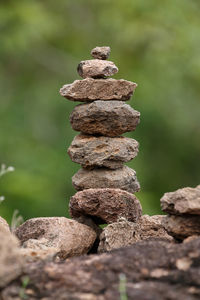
[11,209,24,232]
[119,273,128,300]
[19,275,30,299]
[0,163,15,203]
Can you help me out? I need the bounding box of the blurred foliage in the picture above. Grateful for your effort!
[0,0,199,223]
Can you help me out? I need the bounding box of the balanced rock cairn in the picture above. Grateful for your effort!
[60,46,142,231]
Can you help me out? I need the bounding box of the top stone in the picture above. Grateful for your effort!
[91,46,111,60]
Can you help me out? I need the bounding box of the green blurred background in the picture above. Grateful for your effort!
[0,0,199,224]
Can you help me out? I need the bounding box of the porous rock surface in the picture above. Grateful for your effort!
[2,238,200,299]
[161,185,200,215]
[91,46,111,60]
[0,216,10,233]
[14,217,97,259]
[72,165,140,193]
[0,230,23,288]
[68,134,139,169]
[98,215,173,252]
[70,100,140,137]
[162,214,200,240]
[69,188,142,224]
[60,78,137,102]
[77,59,118,78]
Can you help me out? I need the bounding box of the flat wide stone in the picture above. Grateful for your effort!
[91,46,111,60]
[98,215,173,252]
[14,217,97,259]
[70,188,142,224]
[161,185,200,215]
[68,134,139,169]
[70,101,140,137]
[77,59,118,78]
[162,215,200,240]
[72,165,140,193]
[60,78,137,102]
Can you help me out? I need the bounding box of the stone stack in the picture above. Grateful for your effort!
[60,46,143,227]
[161,185,200,240]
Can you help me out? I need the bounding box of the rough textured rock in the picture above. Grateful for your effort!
[14,217,97,259]
[77,59,118,78]
[72,165,140,193]
[162,214,200,240]
[69,188,142,224]
[91,46,111,60]
[98,215,173,252]
[60,78,137,102]
[70,101,140,137]
[2,238,200,299]
[0,231,22,288]
[0,216,10,233]
[68,134,139,169]
[161,185,200,215]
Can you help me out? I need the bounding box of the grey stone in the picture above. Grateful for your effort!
[68,134,139,169]
[60,78,137,102]
[70,101,140,137]
[72,165,140,193]
[161,185,200,215]
[162,215,200,240]
[14,217,97,259]
[98,215,173,252]
[91,46,111,60]
[69,188,142,224]
[77,59,118,78]
[0,231,22,288]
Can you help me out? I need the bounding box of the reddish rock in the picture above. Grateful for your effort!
[70,101,140,137]
[60,78,137,102]
[161,185,200,215]
[162,214,200,240]
[68,134,139,169]
[14,217,97,259]
[77,59,118,78]
[72,165,140,193]
[91,46,111,60]
[98,215,173,252]
[70,188,142,224]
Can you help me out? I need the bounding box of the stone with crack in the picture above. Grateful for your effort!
[60,78,137,102]
[14,217,97,259]
[161,185,200,215]
[72,165,140,193]
[77,59,118,78]
[98,215,173,252]
[70,188,142,224]
[68,134,139,169]
[70,101,140,137]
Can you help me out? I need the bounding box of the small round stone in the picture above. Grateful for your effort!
[91,46,111,60]
[77,59,118,79]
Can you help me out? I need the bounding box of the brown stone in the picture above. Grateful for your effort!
[77,59,118,78]
[91,46,111,60]
[162,215,200,240]
[69,188,142,224]
[161,185,200,215]
[70,101,140,137]
[0,231,22,288]
[68,134,139,169]
[0,216,10,233]
[2,238,200,299]
[60,78,137,102]
[98,215,173,252]
[14,217,97,259]
[72,165,140,193]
